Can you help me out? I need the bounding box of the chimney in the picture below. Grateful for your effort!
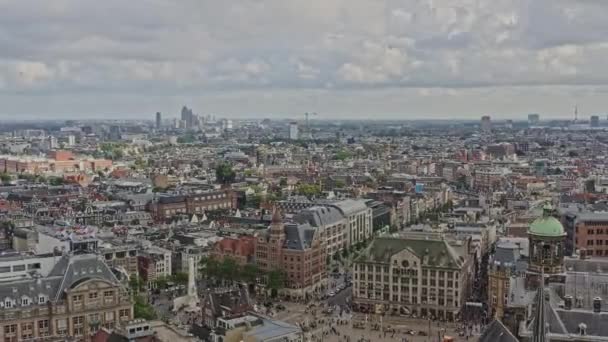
[564,295,573,310]
[593,297,602,313]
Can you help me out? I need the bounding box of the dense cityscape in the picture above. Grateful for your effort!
[3,0,608,341]
[0,110,607,342]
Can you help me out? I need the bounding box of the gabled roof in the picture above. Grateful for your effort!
[356,237,464,269]
[284,223,317,250]
[293,206,344,227]
[0,253,123,307]
[50,254,122,301]
[479,320,518,342]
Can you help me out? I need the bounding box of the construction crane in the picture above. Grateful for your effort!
[304,112,317,139]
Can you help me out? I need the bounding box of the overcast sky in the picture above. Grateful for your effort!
[1,0,607,120]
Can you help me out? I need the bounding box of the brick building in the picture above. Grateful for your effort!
[211,236,256,266]
[255,211,327,298]
[573,213,608,257]
[0,151,112,174]
[149,190,235,221]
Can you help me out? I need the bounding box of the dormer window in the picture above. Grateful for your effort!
[5,300,13,308]
[39,296,46,304]
[22,298,29,306]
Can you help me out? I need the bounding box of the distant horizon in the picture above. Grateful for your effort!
[2,1,608,119]
[0,113,602,123]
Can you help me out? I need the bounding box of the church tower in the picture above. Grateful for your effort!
[267,209,285,270]
[527,204,566,286]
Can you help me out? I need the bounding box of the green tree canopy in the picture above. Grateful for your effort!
[134,295,157,320]
[48,177,65,186]
[171,272,189,285]
[215,162,236,184]
[219,257,240,282]
[267,270,286,292]
[241,264,260,283]
[333,149,352,161]
[0,173,12,184]
[296,183,321,198]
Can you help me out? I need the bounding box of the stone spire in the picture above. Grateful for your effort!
[532,272,547,342]
[271,207,282,224]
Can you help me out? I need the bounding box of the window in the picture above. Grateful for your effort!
[588,240,594,246]
[21,322,33,339]
[38,296,46,304]
[38,320,49,336]
[73,294,83,304]
[105,311,115,322]
[104,291,114,303]
[89,292,98,300]
[21,297,29,306]
[72,316,84,336]
[4,324,17,342]
[56,319,67,336]
[5,300,12,308]
[12,265,25,272]
[120,309,130,320]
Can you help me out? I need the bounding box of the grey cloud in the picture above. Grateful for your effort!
[1,0,608,118]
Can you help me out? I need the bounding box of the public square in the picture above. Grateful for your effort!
[271,300,483,342]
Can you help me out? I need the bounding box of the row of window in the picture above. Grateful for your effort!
[191,193,227,201]
[585,240,608,246]
[2,295,47,309]
[72,291,114,305]
[0,262,41,274]
[163,201,230,216]
[583,249,608,256]
[355,268,458,279]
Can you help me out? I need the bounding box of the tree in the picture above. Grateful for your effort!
[0,173,12,185]
[110,148,124,160]
[49,177,65,186]
[296,184,321,198]
[267,270,286,297]
[333,149,352,161]
[241,264,261,284]
[334,180,346,188]
[342,248,349,259]
[279,178,288,187]
[246,194,263,208]
[219,258,241,283]
[134,295,157,320]
[215,162,236,184]
[177,133,196,144]
[171,272,189,285]
[154,276,169,289]
[134,157,148,169]
[129,274,145,294]
[199,256,221,279]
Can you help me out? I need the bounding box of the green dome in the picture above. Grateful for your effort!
[529,216,565,237]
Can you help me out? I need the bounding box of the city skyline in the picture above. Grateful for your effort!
[1,1,608,119]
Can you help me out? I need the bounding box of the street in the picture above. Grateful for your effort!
[327,286,352,306]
